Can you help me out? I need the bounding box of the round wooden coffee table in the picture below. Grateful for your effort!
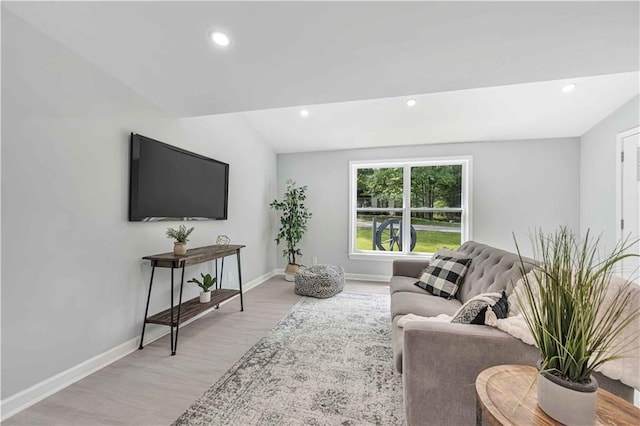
[475,365,640,426]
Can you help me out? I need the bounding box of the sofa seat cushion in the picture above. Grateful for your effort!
[390,291,462,320]
[390,275,432,295]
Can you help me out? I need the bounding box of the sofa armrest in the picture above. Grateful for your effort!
[402,322,538,426]
[393,259,429,278]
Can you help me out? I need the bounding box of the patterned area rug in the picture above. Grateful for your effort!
[173,292,405,425]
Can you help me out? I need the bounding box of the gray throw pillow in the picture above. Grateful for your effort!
[451,292,508,324]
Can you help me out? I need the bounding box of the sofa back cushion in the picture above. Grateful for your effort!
[455,241,533,304]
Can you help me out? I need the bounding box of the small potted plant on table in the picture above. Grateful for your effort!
[188,273,217,303]
[166,224,194,255]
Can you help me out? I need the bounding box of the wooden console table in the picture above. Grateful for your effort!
[138,244,245,355]
[475,365,640,425]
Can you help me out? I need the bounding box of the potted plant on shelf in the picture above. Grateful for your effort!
[166,224,194,255]
[514,227,639,425]
[270,179,312,281]
[188,273,217,303]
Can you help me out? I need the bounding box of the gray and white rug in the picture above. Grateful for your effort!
[173,292,405,425]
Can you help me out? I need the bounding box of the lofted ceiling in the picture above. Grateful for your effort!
[239,72,639,153]
[4,1,639,118]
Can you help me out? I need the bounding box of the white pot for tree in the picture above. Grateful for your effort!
[537,370,597,425]
[199,291,211,303]
[284,263,300,282]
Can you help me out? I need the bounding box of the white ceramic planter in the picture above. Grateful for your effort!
[284,263,299,282]
[174,242,187,255]
[537,371,597,425]
[199,291,211,303]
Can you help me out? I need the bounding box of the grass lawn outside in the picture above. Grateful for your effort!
[356,227,460,253]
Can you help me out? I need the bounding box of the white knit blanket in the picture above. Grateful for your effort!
[398,273,640,390]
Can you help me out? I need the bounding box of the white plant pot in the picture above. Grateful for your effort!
[537,371,597,425]
[174,242,187,255]
[284,263,299,282]
[199,291,211,303]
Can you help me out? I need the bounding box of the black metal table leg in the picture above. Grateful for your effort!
[220,258,225,286]
[172,264,186,355]
[170,267,175,355]
[139,264,156,349]
[237,250,244,311]
[217,258,225,309]
[215,258,219,290]
[214,258,220,307]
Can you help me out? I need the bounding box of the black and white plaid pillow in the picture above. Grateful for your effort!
[415,255,472,299]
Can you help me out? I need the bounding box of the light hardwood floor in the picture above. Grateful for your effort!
[4,277,390,425]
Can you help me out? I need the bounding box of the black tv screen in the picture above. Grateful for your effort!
[129,133,229,221]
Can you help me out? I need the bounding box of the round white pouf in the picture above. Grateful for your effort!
[294,264,345,298]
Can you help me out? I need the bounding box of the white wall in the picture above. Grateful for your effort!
[276,138,580,276]
[1,10,276,399]
[580,95,640,250]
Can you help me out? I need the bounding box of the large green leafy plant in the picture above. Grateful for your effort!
[514,227,639,384]
[270,180,312,265]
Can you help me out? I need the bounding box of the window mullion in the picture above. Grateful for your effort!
[356,208,403,212]
[409,208,463,212]
[462,161,469,243]
[402,165,411,255]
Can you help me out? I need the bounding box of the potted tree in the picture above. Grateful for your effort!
[270,180,312,281]
[515,227,639,425]
[166,224,194,255]
[188,273,217,303]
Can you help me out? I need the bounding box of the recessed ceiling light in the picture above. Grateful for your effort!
[562,83,577,93]
[406,99,417,107]
[300,109,309,117]
[210,31,230,47]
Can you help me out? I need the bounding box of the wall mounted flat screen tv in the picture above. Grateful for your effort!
[129,133,229,221]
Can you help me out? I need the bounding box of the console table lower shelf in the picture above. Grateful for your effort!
[145,289,241,326]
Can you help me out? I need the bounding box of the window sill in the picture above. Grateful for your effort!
[348,252,434,262]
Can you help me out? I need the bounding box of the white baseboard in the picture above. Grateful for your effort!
[243,269,277,292]
[275,268,390,283]
[0,269,276,421]
[0,331,154,421]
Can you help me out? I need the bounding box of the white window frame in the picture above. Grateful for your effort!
[349,156,472,261]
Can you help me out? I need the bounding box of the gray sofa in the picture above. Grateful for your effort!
[391,241,633,426]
